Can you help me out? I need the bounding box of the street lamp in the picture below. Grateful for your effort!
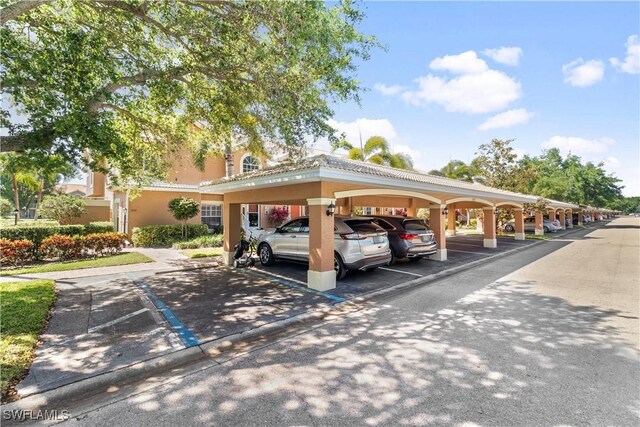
[13,209,19,226]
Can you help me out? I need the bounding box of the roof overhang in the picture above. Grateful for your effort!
[201,165,537,205]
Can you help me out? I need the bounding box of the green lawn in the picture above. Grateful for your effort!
[0,280,56,399]
[0,252,153,276]
[181,247,223,259]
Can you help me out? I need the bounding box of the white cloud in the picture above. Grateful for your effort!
[478,108,534,131]
[326,117,398,147]
[541,136,615,156]
[610,35,640,74]
[562,59,605,87]
[483,47,523,66]
[402,69,522,114]
[429,50,489,75]
[373,83,406,96]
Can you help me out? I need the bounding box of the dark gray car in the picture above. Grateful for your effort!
[368,215,437,264]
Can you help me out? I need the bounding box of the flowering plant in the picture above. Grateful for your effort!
[269,206,289,227]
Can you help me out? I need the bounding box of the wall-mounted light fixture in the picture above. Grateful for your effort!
[442,207,448,216]
[326,202,336,216]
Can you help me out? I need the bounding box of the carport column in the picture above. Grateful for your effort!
[514,208,525,240]
[447,209,456,236]
[535,211,544,235]
[428,205,447,261]
[566,210,573,228]
[307,197,336,291]
[558,210,566,230]
[406,198,416,217]
[482,207,497,248]
[548,208,556,222]
[222,203,242,265]
[578,212,584,226]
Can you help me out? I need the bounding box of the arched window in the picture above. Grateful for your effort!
[242,155,261,173]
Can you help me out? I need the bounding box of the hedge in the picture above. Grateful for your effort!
[84,222,116,234]
[131,224,209,247]
[0,222,116,250]
[2,233,128,266]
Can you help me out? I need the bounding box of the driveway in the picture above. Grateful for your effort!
[57,217,639,426]
[13,225,586,398]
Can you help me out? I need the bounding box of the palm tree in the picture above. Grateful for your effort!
[428,160,478,182]
[332,136,413,170]
[0,153,38,215]
[32,155,75,219]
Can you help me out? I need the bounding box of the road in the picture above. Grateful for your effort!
[59,218,640,425]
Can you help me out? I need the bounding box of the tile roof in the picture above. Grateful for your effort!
[201,154,538,201]
[144,182,200,191]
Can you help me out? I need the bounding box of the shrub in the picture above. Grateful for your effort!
[85,221,115,234]
[38,194,86,224]
[173,234,223,249]
[40,235,82,261]
[470,218,478,227]
[1,239,34,266]
[132,224,209,247]
[0,225,85,251]
[83,233,127,256]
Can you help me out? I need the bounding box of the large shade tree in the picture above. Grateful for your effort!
[1,0,377,185]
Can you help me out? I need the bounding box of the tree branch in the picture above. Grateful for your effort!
[0,0,51,25]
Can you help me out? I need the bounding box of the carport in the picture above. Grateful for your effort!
[545,199,579,231]
[200,155,544,291]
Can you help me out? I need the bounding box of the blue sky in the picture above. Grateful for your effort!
[319,1,640,196]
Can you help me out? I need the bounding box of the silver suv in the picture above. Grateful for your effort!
[257,216,392,279]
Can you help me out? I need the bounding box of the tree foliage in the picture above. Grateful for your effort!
[1,0,377,186]
[168,197,199,238]
[38,193,86,224]
[0,198,13,217]
[331,136,413,169]
[428,160,479,182]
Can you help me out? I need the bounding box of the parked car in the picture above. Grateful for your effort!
[368,215,437,264]
[503,217,561,233]
[257,216,392,279]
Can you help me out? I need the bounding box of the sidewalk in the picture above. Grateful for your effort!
[0,248,219,281]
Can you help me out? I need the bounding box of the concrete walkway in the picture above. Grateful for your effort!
[0,248,218,281]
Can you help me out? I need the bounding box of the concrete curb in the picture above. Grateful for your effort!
[2,223,602,412]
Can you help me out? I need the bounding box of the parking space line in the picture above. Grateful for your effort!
[243,268,346,303]
[447,249,492,256]
[379,267,424,277]
[126,272,201,348]
[88,308,150,333]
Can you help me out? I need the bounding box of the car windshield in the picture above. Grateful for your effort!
[402,219,430,231]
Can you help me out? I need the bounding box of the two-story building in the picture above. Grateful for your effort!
[85,149,306,236]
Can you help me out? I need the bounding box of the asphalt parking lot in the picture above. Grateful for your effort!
[252,233,539,299]
[16,230,549,396]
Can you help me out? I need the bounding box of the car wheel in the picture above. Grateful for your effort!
[409,256,423,263]
[334,253,347,280]
[258,244,275,266]
[543,226,549,233]
[505,225,514,232]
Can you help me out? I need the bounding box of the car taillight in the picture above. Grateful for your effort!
[398,233,414,240]
[340,233,366,240]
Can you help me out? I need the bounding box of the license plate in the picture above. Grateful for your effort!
[420,235,431,242]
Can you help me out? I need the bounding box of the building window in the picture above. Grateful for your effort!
[201,204,222,229]
[248,204,259,227]
[363,207,374,215]
[242,155,261,173]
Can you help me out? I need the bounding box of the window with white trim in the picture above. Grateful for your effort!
[201,204,222,227]
[363,207,374,215]
[242,155,261,173]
